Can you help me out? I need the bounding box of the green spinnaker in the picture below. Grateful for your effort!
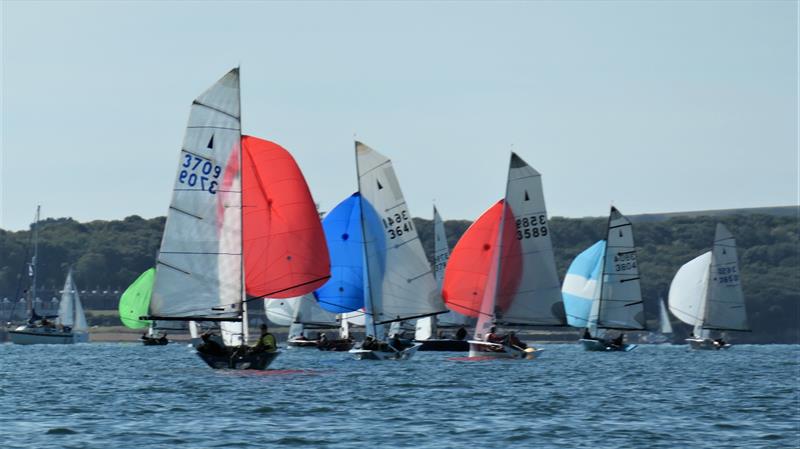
[119,268,155,329]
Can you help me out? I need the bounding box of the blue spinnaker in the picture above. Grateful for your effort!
[561,240,605,328]
[315,193,366,313]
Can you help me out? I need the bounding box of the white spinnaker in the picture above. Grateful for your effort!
[597,207,645,330]
[658,298,673,335]
[151,68,242,319]
[705,224,749,331]
[356,142,445,324]
[295,294,338,326]
[497,153,565,326]
[668,251,712,328]
[265,297,300,327]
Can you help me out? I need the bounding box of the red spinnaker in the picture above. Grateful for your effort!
[242,136,330,298]
[441,200,521,317]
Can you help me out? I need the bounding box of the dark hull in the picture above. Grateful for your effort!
[142,337,169,346]
[416,339,469,352]
[287,339,319,348]
[196,349,280,370]
[580,338,637,352]
[317,339,354,352]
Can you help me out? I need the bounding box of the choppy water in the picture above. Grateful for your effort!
[1,343,798,449]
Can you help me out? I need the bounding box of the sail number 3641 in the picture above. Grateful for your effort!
[179,154,222,194]
[516,215,548,240]
[382,210,413,240]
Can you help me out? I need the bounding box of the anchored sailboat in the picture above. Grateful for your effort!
[443,153,565,359]
[668,223,749,350]
[9,208,89,345]
[144,69,329,369]
[349,142,447,360]
[562,206,645,351]
[415,206,471,351]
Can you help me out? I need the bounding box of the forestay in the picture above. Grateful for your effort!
[597,207,645,330]
[704,224,749,331]
[355,142,444,324]
[151,68,243,320]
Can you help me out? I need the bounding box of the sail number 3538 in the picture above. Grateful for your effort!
[516,215,548,240]
[382,210,413,240]
[179,154,222,194]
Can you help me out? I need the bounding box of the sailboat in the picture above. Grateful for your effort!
[119,268,168,345]
[143,68,330,370]
[414,206,472,351]
[668,223,749,350]
[442,153,565,359]
[643,297,673,344]
[313,192,368,351]
[9,207,90,345]
[9,269,89,345]
[562,206,645,351]
[348,142,447,360]
[263,294,338,347]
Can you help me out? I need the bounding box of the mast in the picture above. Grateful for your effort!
[238,67,248,345]
[30,205,40,318]
[354,141,378,338]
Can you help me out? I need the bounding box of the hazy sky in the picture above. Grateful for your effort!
[1,1,797,230]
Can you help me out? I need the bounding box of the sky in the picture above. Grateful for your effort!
[1,1,797,230]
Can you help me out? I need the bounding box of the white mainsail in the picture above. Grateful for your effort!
[495,153,564,326]
[56,270,88,333]
[150,69,242,321]
[658,297,673,335]
[597,207,646,330]
[355,142,445,326]
[704,224,749,331]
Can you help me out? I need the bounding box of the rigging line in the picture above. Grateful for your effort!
[192,100,240,120]
[156,260,190,275]
[169,206,203,220]
[160,251,242,255]
[186,126,241,131]
[245,275,332,304]
[607,223,631,230]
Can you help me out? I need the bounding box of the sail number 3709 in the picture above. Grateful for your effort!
[382,210,414,240]
[516,215,548,240]
[179,154,222,194]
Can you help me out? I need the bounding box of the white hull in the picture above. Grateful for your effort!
[687,337,731,350]
[8,326,88,345]
[467,340,541,359]
[349,343,421,360]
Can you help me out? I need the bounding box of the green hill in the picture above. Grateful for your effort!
[1,207,797,343]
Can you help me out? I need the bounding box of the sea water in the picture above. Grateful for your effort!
[1,343,797,448]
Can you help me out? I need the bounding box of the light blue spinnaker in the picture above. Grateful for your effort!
[314,193,365,313]
[561,240,605,329]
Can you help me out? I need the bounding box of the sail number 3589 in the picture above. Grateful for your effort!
[516,215,548,240]
[382,210,414,240]
[179,154,222,194]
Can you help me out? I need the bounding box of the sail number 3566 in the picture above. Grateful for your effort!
[516,215,548,240]
[382,210,414,240]
[179,154,222,194]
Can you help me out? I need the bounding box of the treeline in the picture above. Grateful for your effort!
[0,211,797,342]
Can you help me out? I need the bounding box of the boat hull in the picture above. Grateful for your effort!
[196,349,281,370]
[317,339,354,352]
[416,338,469,352]
[287,339,319,348]
[580,338,637,352]
[142,337,169,346]
[687,338,731,350]
[349,343,421,360]
[8,327,88,345]
[467,340,541,359]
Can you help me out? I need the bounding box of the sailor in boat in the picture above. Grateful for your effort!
[253,324,277,353]
[197,332,227,356]
[505,331,528,351]
[611,333,624,348]
[455,327,467,341]
[714,338,726,348]
[582,328,593,340]
[388,333,413,352]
